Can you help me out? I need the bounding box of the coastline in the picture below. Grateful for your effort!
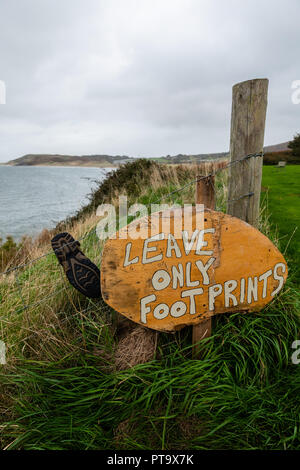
[2,163,118,168]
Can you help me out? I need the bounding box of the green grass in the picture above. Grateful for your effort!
[0,161,299,450]
[1,283,300,450]
[262,165,300,284]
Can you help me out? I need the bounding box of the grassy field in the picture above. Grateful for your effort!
[262,165,300,284]
[0,160,299,450]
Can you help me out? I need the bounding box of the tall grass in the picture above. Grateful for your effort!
[0,159,299,450]
[1,284,299,450]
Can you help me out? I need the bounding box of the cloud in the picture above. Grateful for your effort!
[0,0,299,161]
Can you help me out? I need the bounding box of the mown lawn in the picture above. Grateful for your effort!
[262,165,300,284]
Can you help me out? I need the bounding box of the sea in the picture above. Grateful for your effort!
[0,166,111,242]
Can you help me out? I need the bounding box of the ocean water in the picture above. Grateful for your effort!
[0,166,111,241]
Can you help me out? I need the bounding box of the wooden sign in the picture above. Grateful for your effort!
[101,207,288,332]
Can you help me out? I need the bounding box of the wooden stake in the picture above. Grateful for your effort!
[192,174,215,358]
[196,175,215,211]
[227,78,269,226]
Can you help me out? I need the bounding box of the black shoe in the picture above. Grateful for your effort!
[51,232,101,298]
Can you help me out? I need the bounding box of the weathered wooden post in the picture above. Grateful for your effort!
[192,174,215,357]
[192,78,268,357]
[227,78,269,226]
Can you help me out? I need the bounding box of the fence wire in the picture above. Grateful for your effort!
[0,151,263,316]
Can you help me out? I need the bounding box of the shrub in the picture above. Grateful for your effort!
[263,150,300,165]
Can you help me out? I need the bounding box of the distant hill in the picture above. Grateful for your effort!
[154,152,229,164]
[264,141,290,152]
[5,141,292,167]
[6,154,131,167]
[6,151,229,167]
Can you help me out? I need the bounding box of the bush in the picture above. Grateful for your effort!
[288,133,300,157]
[263,150,300,165]
[57,159,197,229]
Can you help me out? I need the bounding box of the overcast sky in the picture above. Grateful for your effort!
[0,0,299,162]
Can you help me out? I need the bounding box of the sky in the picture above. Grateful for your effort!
[0,0,299,162]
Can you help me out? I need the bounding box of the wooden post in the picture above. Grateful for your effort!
[227,79,268,226]
[192,175,215,357]
[196,175,215,211]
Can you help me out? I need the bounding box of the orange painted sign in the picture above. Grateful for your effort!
[101,207,288,332]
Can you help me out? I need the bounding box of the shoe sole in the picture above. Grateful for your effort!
[51,232,101,298]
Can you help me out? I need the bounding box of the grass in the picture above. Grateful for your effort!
[262,165,300,284]
[0,160,299,450]
[1,285,299,450]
